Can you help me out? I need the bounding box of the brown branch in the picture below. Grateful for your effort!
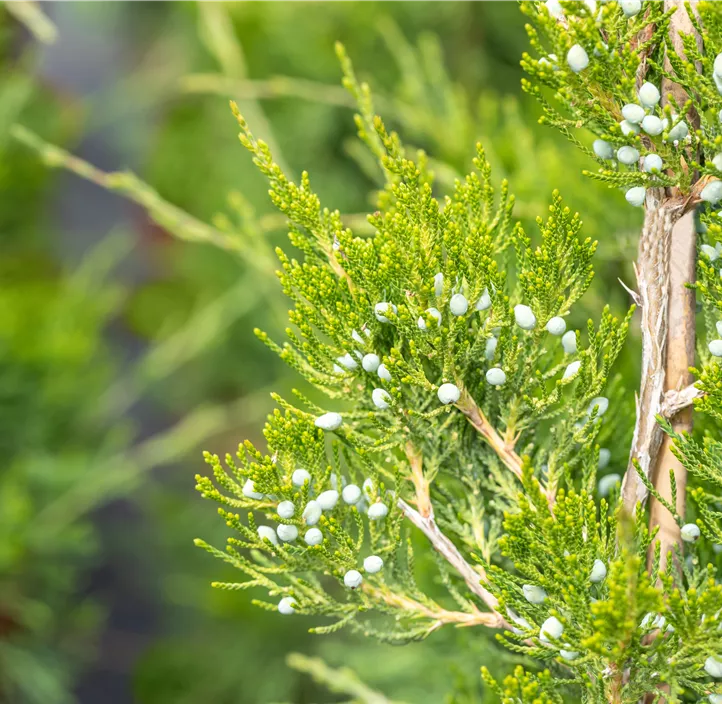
[661,383,703,417]
[455,390,523,480]
[396,496,507,629]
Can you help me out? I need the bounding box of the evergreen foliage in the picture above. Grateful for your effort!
[194,2,722,702]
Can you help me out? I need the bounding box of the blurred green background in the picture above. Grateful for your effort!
[0,3,641,703]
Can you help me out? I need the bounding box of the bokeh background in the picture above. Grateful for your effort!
[0,3,642,703]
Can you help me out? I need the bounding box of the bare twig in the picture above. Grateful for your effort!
[661,383,703,417]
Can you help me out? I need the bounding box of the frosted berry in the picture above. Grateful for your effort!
[336,352,358,370]
[418,307,442,330]
[302,500,322,526]
[715,53,722,77]
[277,500,295,519]
[449,293,469,316]
[705,656,722,678]
[625,187,646,207]
[292,469,311,487]
[566,44,589,73]
[367,502,389,520]
[589,559,607,583]
[342,484,362,504]
[374,302,397,323]
[257,526,278,545]
[621,103,645,124]
[540,616,564,644]
[638,82,660,107]
[377,364,392,381]
[476,288,492,310]
[560,649,579,661]
[304,527,323,546]
[667,120,689,142]
[317,490,338,510]
[699,181,722,203]
[716,320,722,337]
[641,115,663,136]
[593,139,614,160]
[545,0,563,18]
[702,244,719,261]
[523,584,547,604]
[437,383,461,404]
[709,694,722,704]
[277,524,299,542]
[680,523,700,542]
[642,154,663,173]
[243,479,264,500]
[588,396,609,416]
[486,367,506,386]
[344,569,363,589]
[620,120,641,136]
[434,272,444,297]
[546,316,566,335]
[598,473,621,497]
[713,154,722,171]
[351,329,364,345]
[372,388,391,410]
[514,304,537,330]
[617,146,640,165]
[362,353,380,372]
[362,478,374,497]
[315,412,343,431]
[363,555,384,573]
[278,596,297,615]
[598,448,611,470]
[485,337,498,361]
[561,330,577,354]
[709,340,722,357]
[563,360,581,379]
[619,0,641,16]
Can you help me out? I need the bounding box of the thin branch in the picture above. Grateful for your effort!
[455,390,523,480]
[661,383,703,417]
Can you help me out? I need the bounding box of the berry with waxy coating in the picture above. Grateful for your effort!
[617,146,640,165]
[638,82,660,107]
[434,272,444,297]
[620,120,641,136]
[342,484,362,504]
[593,139,614,160]
[598,473,621,497]
[317,490,338,510]
[372,388,391,409]
[485,337,497,360]
[667,119,688,142]
[302,500,322,526]
[277,524,299,542]
[598,448,611,470]
[589,559,607,583]
[417,307,442,330]
[362,353,380,372]
[374,302,397,323]
[561,330,577,354]
[315,412,343,431]
[514,304,536,330]
[368,502,389,520]
[277,500,295,519]
[336,352,358,370]
[344,569,363,589]
[563,360,581,379]
[702,181,722,204]
[641,115,663,136]
[523,584,547,604]
[377,364,391,381]
[705,656,722,678]
[364,555,384,573]
[258,526,278,545]
[437,383,461,404]
[546,316,566,335]
[304,528,323,546]
[278,597,297,615]
[486,368,506,386]
[449,293,469,316]
[292,469,311,487]
[588,396,609,416]
[708,340,722,357]
[566,44,589,73]
[622,103,645,124]
[680,523,700,542]
[715,53,722,77]
[540,616,564,644]
[619,0,641,16]
[643,154,663,173]
[243,479,264,499]
[476,288,491,310]
[626,187,646,207]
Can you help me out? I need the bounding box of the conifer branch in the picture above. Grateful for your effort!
[396,496,505,628]
[456,390,523,480]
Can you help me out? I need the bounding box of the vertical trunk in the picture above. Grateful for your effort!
[647,210,696,568]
